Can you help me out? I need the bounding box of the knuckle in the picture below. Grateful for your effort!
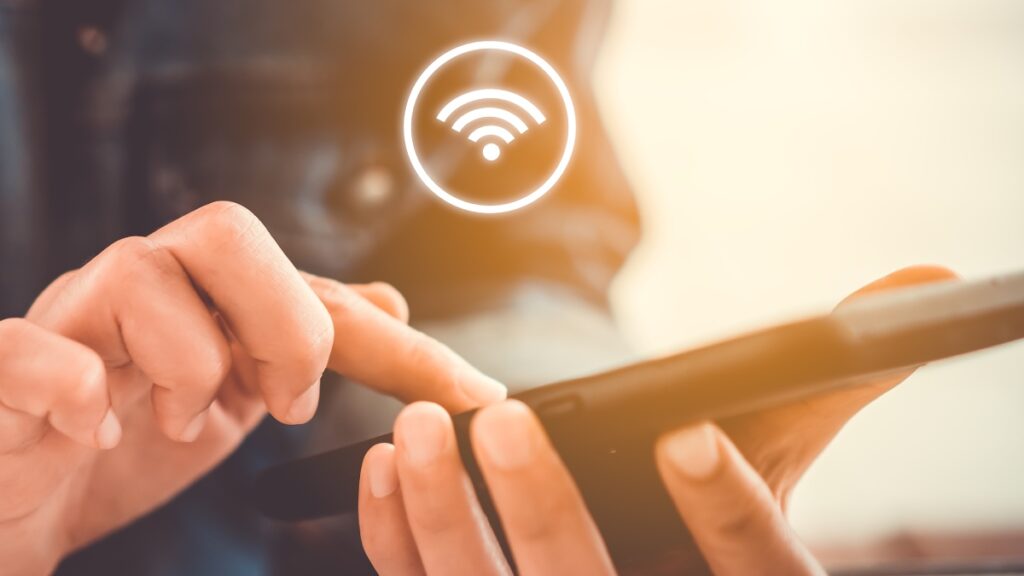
[106,236,159,265]
[102,236,179,281]
[257,300,332,383]
[308,302,336,356]
[52,346,107,410]
[195,201,269,252]
[204,348,233,387]
[150,337,231,400]
[52,270,78,285]
[36,270,78,300]
[0,318,31,365]
[74,349,107,397]
[0,317,30,343]
[192,341,233,392]
[277,316,333,385]
[29,269,80,315]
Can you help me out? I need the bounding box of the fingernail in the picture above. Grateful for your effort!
[663,423,720,480]
[94,408,122,450]
[460,371,507,406]
[179,409,209,443]
[397,403,450,468]
[286,380,320,424]
[474,401,536,471]
[367,444,399,498]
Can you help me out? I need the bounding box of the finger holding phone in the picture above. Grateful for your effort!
[357,266,957,575]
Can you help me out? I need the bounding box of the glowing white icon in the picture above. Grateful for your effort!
[404,40,576,215]
[436,89,547,162]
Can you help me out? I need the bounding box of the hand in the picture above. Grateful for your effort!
[361,402,825,576]
[356,266,956,575]
[0,202,506,575]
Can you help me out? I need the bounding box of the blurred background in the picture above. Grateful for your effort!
[3,1,1021,572]
[595,0,1024,564]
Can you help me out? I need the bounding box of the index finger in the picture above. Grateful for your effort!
[306,274,506,413]
[150,202,334,424]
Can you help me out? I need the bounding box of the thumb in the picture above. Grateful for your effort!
[836,264,958,309]
[655,422,825,576]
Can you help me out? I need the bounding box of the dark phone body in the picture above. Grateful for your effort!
[254,272,1024,570]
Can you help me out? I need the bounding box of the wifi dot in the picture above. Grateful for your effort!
[482,143,501,162]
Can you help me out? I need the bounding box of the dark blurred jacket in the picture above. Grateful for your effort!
[0,0,639,319]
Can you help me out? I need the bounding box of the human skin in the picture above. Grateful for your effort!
[357,266,957,575]
[0,201,507,575]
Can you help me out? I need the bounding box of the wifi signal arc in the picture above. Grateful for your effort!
[452,107,530,134]
[468,125,515,143]
[437,88,547,162]
[436,88,546,125]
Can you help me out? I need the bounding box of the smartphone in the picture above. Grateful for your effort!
[252,271,1024,570]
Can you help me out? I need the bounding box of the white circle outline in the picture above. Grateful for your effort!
[403,40,577,215]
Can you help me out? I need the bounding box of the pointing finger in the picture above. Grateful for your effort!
[309,275,506,413]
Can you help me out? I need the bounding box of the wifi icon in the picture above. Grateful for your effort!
[436,88,547,162]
